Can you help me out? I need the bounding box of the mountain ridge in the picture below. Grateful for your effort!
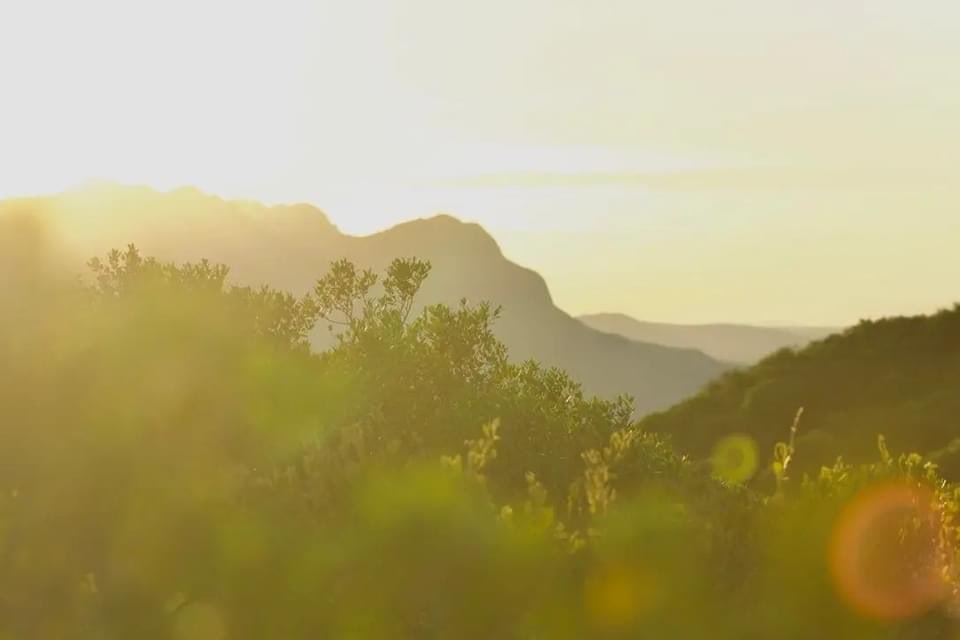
[1,182,729,415]
[580,312,839,364]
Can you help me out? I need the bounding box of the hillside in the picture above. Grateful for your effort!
[580,312,838,364]
[0,182,728,414]
[641,306,960,475]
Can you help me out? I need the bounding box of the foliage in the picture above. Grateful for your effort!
[642,308,960,478]
[2,237,960,638]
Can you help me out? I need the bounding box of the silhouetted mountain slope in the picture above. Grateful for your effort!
[1,183,729,414]
[580,313,838,364]
[641,306,960,474]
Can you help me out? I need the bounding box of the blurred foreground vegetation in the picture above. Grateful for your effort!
[2,213,960,639]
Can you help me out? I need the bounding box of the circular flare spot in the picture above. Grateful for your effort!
[173,602,226,640]
[829,480,947,621]
[584,564,658,629]
[710,434,759,484]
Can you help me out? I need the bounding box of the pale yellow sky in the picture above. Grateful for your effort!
[1,0,958,324]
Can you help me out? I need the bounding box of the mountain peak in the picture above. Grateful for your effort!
[377,213,503,258]
[2,183,729,415]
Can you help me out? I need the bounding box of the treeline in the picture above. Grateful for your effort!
[642,306,960,479]
[1,220,959,638]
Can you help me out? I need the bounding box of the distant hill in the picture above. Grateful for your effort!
[641,306,960,475]
[0,182,729,415]
[579,313,838,364]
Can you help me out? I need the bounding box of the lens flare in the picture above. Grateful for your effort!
[710,434,759,484]
[584,564,659,630]
[829,480,947,621]
[173,603,226,640]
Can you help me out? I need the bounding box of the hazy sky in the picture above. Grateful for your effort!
[1,0,958,324]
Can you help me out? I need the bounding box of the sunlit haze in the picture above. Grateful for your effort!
[2,0,958,324]
[6,3,960,635]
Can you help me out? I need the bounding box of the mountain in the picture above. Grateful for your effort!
[1,182,729,415]
[641,306,960,475]
[579,313,839,364]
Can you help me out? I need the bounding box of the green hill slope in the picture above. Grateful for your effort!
[641,306,960,475]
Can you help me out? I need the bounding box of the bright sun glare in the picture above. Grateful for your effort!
[2,0,959,323]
